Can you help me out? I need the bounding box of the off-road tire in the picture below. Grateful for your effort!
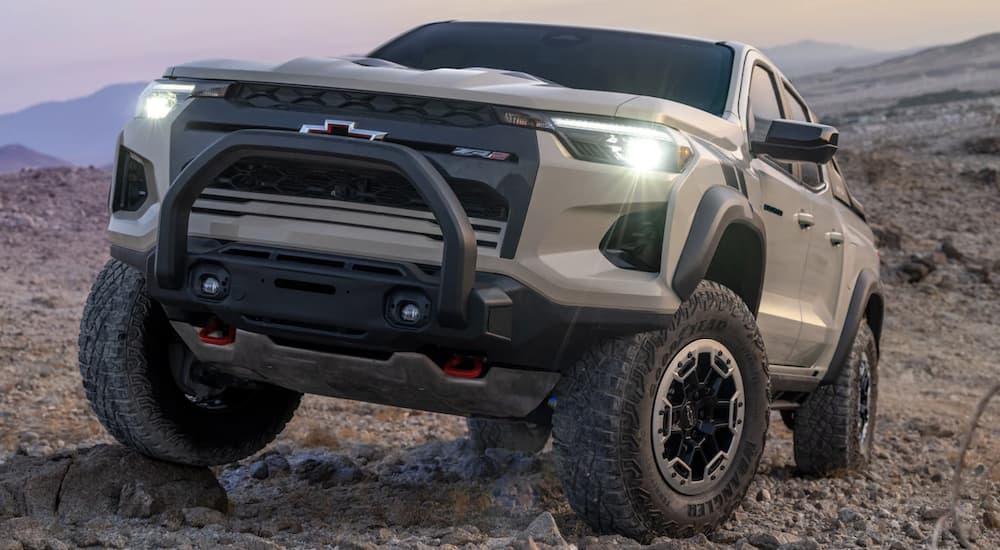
[78,259,302,466]
[793,323,878,476]
[467,417,551,453]
[551,282,770,541]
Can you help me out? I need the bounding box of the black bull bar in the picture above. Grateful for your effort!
[153,129,477,328]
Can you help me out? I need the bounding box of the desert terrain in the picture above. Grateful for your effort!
[2,39,1000,549]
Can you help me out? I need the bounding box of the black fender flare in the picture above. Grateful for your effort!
[821,268,883,385]
[672,185,767,314]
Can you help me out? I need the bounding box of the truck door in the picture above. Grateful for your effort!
[776,83,848,367]
[746,64,809,365]
[791,161,848,366]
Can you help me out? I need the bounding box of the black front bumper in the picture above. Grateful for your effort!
[122,239,671,372]
[126,129,671,372]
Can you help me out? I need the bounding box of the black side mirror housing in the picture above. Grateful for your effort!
[751,119,839,164]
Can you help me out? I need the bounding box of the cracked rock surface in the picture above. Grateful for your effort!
[0,445,226,522]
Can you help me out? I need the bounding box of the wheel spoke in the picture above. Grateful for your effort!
[653,339,743,495]
[652,338,746,496]
[697,420,716,435]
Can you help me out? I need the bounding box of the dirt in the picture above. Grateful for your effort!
[1,92,999,549]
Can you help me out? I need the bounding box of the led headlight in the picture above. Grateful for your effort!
[497,109,693,173]
[135,80,231,120]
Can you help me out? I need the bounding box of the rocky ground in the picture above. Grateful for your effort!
[1,93,999,549]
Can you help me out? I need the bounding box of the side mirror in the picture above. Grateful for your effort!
[751,119,839,164]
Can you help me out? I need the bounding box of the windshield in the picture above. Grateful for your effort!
[370,22,734,116]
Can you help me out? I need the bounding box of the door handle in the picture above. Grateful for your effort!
[794,212,815,229]
[826,231,845,246]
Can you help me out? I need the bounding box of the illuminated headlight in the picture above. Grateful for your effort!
[622,137,666,171]
[135,80,231,120]
[497,109,694,173]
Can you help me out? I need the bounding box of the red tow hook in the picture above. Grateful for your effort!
[198,319,236,346]
[443,355,484,379]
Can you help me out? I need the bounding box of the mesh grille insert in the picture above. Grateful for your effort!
[206,157,509,222]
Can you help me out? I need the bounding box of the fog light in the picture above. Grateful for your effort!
[385,289,431,327]
[192,265,230,300]
[400,303,422,324]
[201,276,222,297]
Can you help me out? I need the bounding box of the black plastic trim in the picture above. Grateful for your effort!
[133,242,674,372]
[770,371,821,393]
[671,185,767,310]
[763,204,783,217]
[112,148,152,213]
[821,269,883,385]
[154,129,477,328]
[189,331,561,418]
[111,244,151,269]
[720,163,741,192]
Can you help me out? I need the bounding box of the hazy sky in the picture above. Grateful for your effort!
[1,0,997,113]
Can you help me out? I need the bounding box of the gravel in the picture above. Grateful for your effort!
[1,94,999,548]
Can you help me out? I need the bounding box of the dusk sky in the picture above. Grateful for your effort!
[1,0,998,113]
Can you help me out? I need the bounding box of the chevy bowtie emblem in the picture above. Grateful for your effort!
[299,119,388,141]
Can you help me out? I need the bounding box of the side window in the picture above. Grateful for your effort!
[783,84,823,191]
[748,65,783,144]
[827,159,851,206]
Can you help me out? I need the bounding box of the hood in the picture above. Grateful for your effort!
[167,57,634,118]
[167,57,741,149]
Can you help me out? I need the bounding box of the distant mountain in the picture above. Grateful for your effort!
[764,40,904,78]
[0,82,145,167]
[795,32,1000,116]
[0,144,72,174]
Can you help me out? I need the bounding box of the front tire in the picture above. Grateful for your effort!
[78,260,302,466]
[551,282,770,541]
[793,323,878,475]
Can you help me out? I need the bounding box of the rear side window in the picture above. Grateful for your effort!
[827,159,852,206]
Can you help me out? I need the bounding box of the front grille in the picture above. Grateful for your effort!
[229,83,497,128]
[206,157,509,222]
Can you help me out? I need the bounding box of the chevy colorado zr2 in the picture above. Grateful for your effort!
[79,21,884,540]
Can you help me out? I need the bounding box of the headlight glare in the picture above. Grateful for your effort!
[142,92,179,119]
[135,80,230,120]
[550,117,676,141]
[551,116,692,173]
[497,108,693,173]
[620,137,666,171]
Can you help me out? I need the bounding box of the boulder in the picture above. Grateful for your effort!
[515,512,567,548]
[898,255,936,283]
[964,136,1000,155]
[0,454,71,519]
[870,223,902,250]
[0,445,227,523]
